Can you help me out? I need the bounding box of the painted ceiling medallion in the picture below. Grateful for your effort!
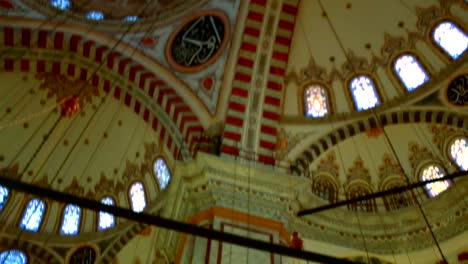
[446,73,468,106]
[166,10,229,72]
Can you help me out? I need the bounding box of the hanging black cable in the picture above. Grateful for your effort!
[0,176,358,264]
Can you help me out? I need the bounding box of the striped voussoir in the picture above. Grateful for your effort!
[1,24,204,160]
[291,110,468,176]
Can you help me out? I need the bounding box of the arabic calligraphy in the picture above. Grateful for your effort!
[170,13,226,69]
[70,246,96,264]
[447,74,468,106]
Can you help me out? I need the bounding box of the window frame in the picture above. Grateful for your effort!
[59,203,82,236]
[345,184,377,213]
[0,184,10,212]
[19,198,47,232]
[128,181,148,213]
[418,163,451,198]
[301,82,332,118]
[430,19,468,61]
[312,175,339,203]
[97,195,117,231]
[447,135,468,171]
[347,74,382,112]
[391,52,431,92]
[152,156,172,191]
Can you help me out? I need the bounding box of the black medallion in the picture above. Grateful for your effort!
[170,14,226,68]
[447,74,468,106]
[69,246,96,264]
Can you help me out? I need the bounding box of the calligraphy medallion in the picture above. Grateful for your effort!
[166,10,230,72]
[446,74,468,106]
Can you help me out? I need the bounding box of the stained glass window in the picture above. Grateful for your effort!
[19,198,46,232]
[50,0,71,10]
[60,204,81,235]
[154,158,171,190]
[123,16,139,22]
[350,76,381,111]
[129,182,146,213]
[0,185,9,211]
[450,137,468,171]
[420,164,450,198]
[433,21,468,59]
[382,182,413,211]
[98,196,115,231]
[86,11,105,21]
[394,55,429,91]
[304,85,329,117]
[0,250,27,264]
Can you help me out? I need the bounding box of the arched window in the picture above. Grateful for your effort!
[0,185,9,211]
[394,54,429,91]
[129,182,146,213]
[449,137,468,171]
[98,196,115,231]
[0,250,27,264]
[433,21,468,59]
[50,0,71,10]
[154,158,171,190]
[60,204,81,235]
[349,76,381,111]
[19,198,46,232]
[420,164,451,198]
[312,177,338,203]
[382,181,413,211]
[347,186,376,212]
[304,85,329,117]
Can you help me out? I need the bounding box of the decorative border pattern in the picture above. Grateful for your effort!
[291,109,468,175]
[0,22,205,159]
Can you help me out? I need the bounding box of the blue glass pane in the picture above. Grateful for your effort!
[433,22,468,59]
[0,250,27,264]
[305,85,328,117]
[98,197,115,231]
[350,76,381,111]
[0,185,9,211]
[394,55,429,91]
[19,198,45,232]
[123,16,139,22]
[129,182,146,213]
[60,204,81,235]
[154,158,171,190]
[86,11,105,21]
[50,0,71,10]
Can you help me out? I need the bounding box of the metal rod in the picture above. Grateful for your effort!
[0,177,357,264]
[298,171,467,216]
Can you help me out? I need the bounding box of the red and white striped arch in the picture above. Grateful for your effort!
[221,0,299,164]
[0,19,209,159]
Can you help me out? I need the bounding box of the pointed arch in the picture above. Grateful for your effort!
[349,75,381,111]
[129,181,146,213]
[393,54,429,91]
[449,136,468,171]
[433,21,468,59]
[98,196,116,231]
[312,175,338,203]
[19,198,46,232]
[153,158,171,190]
[60,204,82,235]
[0,250,27,264]
[346,185,376,212]
[304,84,330,117]
[0,185,9,212]
[419,163,451,198]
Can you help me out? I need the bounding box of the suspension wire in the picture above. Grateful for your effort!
[0,2,155,260]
